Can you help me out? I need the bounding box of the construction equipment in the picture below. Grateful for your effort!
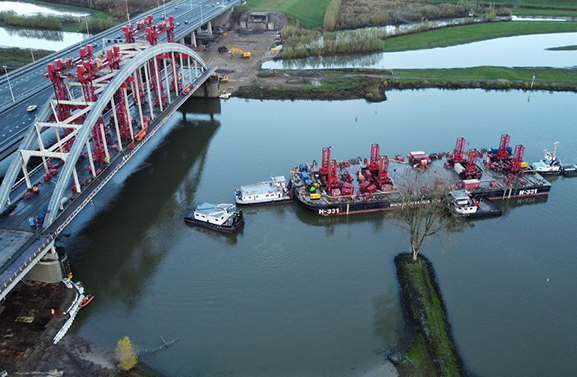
[463,148,482,179]
[495,133,511,160]
[230,48,251,59]
[212,72,229,82]
[452,136,466,165]
[510,144,526,173]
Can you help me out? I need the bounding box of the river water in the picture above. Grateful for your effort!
[0,1,89,17]
[0,1,86,50]
[263,32,577,70]
[0,26,85,50]
[63,89,577,376]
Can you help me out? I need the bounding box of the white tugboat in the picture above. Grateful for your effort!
[532,142,563,175]
[235,176,292,204]
[531,141,577,176]
[449,190,501,219]
[184,203,244,233]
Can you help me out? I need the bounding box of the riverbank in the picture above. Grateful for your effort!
[393,254,466,376]
[382,21,577,52]
[234,67,577,102]
[0,47,54,70]
[0,280,165,376]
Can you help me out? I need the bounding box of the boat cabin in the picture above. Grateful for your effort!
[238,176,286,202]
[193,203,237,226]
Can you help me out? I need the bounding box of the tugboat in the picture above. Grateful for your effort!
[449,190,502,219]
[235,176,292,204]
[184,203,244,233]
[530,141,577,177]
[531,142,563,175]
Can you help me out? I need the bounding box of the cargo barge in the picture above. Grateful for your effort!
[291,135,551,216]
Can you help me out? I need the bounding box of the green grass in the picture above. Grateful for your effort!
[401,256,462,376]
[237,0,332,28]
[513,8,577,16]
[393,67,577,84]
[8,0,113,32]
[404,333,437,376]
[546,44,577,50]
[383,21,577,52]
[0,47,54,71]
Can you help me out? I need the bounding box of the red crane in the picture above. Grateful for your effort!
[377,155,391,186]
[453,136,466,164]
[510,144,525,173]
[464,148,482,179]
[497,133,511,160]
[369,143,380,172]
[321,147,331,179]
[327,160,339,191]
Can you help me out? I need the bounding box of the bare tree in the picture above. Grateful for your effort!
[392,171,460,262]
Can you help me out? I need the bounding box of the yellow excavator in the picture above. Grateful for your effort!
[230,48,251,59]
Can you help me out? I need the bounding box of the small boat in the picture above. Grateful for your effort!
[184,203,244,233]
[79,294,94,309]
[219,92,231,99]
[235,176,292,205]
[449,190,502,219]
[532,142,563,175]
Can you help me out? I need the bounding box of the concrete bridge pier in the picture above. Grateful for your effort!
[212,7,234,28]
[25,242,67,283]
[192,78,220,98]
[191,30,197,47]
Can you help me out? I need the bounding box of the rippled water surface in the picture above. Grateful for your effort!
[67,90,577,376]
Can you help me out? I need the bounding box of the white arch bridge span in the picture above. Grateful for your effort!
[0,41,216,300]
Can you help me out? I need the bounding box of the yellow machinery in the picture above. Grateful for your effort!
[211,73,230,82]
[230,48,251,59]
[310,193,321,200]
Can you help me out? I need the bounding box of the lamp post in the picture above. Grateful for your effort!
[2,65,15,104]
[30,49,35,62]
[83,15,90,38]
[124,0,130,22]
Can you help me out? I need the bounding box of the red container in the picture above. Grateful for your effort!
[366,184,377,193]
[359,181,370,193]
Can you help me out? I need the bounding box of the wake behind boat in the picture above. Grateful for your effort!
[184,203,244,233]
[235,176,292,205]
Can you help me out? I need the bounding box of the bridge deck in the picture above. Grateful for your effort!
[0,0,238,161]
[0,67,215,300]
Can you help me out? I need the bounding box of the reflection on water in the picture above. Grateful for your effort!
[0,1,89,17]
[264,32,577,70]
[5,27,64,41]
[67,102,221,309]
[65,91,577,377]
[0,26,85,50]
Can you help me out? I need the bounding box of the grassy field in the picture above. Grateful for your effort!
[393,66,577,84]
[237,0,332,28]
[12,0,114,32]
[546,44,577,50]
[0,47,54,71]
[512,8,577,16]
[383,21,577,52]
[396,254,464,376]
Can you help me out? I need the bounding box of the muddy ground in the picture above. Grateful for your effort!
[195,13,288,96]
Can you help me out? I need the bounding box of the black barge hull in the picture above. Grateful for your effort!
[184,211,245,233]
[295,184,550,217]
